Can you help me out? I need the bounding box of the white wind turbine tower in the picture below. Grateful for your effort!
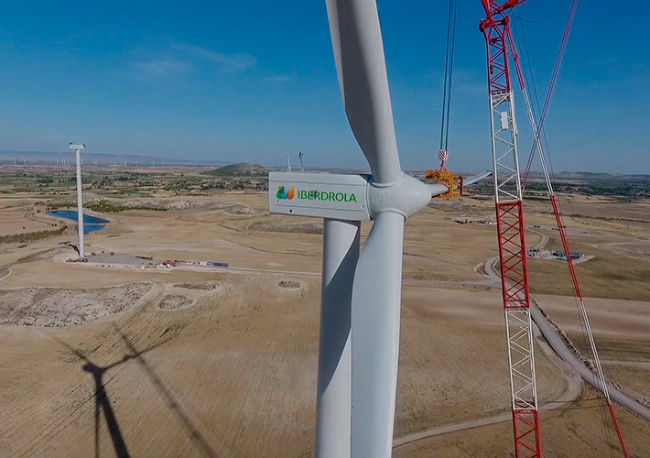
[268,1,490,456]
[69,143,86,258]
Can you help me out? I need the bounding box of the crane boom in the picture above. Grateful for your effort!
[480,1,630,457]
[481,0,529,20]
[504,1,631,455]
[479,2,542,457]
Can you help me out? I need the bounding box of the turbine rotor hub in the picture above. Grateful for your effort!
[367,173,431,219]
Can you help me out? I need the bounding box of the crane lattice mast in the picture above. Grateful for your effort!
[479,1,542,457]
[479,1,631,456]
[510,0,630,454]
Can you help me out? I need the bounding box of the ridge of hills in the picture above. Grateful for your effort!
[0,152,648,179]
[202,163,271,177]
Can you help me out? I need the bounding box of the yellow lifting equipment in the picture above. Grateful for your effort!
[425,149,464,198]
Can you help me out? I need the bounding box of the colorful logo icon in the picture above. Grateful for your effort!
[276,186,295,200]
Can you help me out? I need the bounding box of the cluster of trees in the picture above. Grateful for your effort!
[524,180,650,198]
[472,179,650,199]
[164,178,267,193]
[0,226,67,245]
[86,200,167,213]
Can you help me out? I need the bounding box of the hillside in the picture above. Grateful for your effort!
[202,163,270,177]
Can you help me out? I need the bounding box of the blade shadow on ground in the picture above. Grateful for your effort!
[114,324,220,458]
[52,332,174,458]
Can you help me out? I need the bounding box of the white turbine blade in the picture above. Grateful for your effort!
[427,184,449,197]
[463,170,492,186]
[351,211,404,457]
[326,0,402,184]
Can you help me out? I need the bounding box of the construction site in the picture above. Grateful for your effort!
[0,173,648,457]
[0,0,648,457]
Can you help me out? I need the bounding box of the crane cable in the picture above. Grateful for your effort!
[439,0,458,152]
[512,2,630,456]
[521,0,579,185]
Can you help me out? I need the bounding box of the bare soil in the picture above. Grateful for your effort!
[250,221,324,234]
[0,283,153,327]
[0,275,570,457]
[395,390,650,458]
[0,190,647,457]
[175,282,220,291]
[278,281,301,289]
[158,294,194,310]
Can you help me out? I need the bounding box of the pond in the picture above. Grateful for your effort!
[46,211,110,235]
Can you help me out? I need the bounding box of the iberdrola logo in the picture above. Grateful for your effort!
[276,186,295,200]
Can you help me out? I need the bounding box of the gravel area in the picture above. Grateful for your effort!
[0,282,152,327]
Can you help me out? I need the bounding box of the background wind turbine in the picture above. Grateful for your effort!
[269,1,490,456]
[69,143,86,258]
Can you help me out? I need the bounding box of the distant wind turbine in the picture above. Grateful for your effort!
[69,143,87,258]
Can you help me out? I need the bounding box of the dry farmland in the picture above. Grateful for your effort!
[0,166,648,457]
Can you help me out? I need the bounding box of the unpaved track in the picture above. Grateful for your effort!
[484,255,650,422]
[393,229,648,449]
[84,260,497,290]
[393,359,582,449]
[393,303,584,449]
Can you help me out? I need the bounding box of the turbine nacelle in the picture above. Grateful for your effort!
[269,171,490,222]
[269,171,437,222]
[69,143,86,151]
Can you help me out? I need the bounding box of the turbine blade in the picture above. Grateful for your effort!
[351,211,405,457]
[463,170,492,186]
[427,184,449,197]
[326,0,402,184]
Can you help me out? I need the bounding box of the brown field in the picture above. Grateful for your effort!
[0,276,572,458]
[527,238,650,301]
[602,362,650,400]
[0,204,59,236]
[0,181,648,457]
[395,390,650,458]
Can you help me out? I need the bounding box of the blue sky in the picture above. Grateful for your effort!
[0,1,647,173]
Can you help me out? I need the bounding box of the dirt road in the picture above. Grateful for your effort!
[483,255,650,421]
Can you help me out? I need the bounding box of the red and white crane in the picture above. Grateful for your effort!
[476,1,630,457]
[478,2,542,455]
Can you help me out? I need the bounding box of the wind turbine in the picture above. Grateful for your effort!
[268,1,490,456]
[298,151,305,171]
[70,143,86,258]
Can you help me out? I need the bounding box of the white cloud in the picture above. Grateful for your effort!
[130,59,192,80]
[171,43,256,72]
[130,43,257,81]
